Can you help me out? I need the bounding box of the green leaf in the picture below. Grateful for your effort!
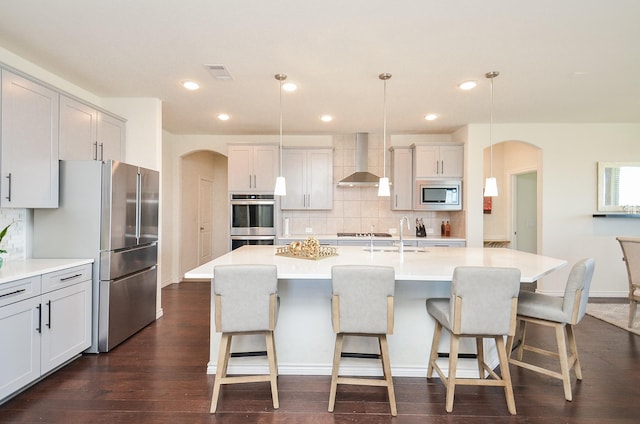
[0,223,12,242]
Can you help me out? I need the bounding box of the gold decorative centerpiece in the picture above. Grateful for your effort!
[276,237,337,260]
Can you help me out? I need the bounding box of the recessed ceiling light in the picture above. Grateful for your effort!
[424,114,438,121]
[282,82,297,92]
[217,113,230,121]
[182,80,200,90]
[458,80,477,90]
[320,115,333,122]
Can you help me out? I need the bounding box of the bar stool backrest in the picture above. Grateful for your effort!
[451,266,521,335]
[331,265,395,334]
[213,264,278,332]
[617,237,640,297]
[561,258,596,325]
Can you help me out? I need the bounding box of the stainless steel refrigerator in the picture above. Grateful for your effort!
[33,160,159,353]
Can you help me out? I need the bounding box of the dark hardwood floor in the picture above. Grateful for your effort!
[1,282,638,423]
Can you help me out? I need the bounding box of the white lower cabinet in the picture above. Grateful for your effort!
[417,239,466,247]
[0,264,92,403]
[0,294,41,402]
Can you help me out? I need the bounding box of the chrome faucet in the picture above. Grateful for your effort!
[399,216,410,252]
[370,224,375,252]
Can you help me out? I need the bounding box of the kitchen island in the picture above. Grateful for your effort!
[185,245,566,377]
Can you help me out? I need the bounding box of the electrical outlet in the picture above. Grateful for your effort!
[426,228,434,234]
[389,228,397,234]
[305,227,313,233]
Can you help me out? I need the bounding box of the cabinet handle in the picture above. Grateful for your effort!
[46,300,52,328]
[93,142,98,160]
[60,273,83,282]
[395,194,398,208]
[441,160,444,175]
[5,173,11,201]
[0,288,26,298]
[99,143,104,161]
[36,304,42,333]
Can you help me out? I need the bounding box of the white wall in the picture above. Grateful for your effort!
[467,123,640,297]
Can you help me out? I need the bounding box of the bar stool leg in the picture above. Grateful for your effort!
[328,334,344,412]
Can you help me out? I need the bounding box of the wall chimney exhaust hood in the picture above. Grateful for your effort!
[337,133,381,187]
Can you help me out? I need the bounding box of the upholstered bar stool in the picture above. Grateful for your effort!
[616,237,640,327]
[210,264,279,414]
[426,266,521,415]
[328,265,397,416]
[507,258,595,401]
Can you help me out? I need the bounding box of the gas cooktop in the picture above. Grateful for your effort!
[337,232,392,238]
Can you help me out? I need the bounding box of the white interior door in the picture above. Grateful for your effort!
[198,177,214,264]
[513,172,537,253]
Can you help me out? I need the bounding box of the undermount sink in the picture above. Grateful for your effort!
[362,246,427,253]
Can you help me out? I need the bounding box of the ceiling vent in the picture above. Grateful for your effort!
[204,64,233,81]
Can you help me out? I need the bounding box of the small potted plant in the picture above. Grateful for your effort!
[0,222,12,269]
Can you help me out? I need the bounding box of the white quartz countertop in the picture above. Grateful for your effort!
[0,258,94,284]
[185,245,566,283]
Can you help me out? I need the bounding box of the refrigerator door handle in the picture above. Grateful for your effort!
[136,170,142,243]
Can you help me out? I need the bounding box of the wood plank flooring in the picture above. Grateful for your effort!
[1,281,638,423]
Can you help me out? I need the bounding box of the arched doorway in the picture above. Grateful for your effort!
[179,150,228,279]
[483,141,542,253]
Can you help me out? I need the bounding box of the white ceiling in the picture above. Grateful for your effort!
[1,0,639,136]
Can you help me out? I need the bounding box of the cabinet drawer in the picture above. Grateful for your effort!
[0,276,42,308]
[42,264,92,293]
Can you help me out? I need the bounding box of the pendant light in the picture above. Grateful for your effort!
[378,73,392,197]
[484,71,499,197]
[274,73,287,196]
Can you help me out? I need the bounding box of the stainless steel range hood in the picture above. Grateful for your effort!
[337,133,381,187]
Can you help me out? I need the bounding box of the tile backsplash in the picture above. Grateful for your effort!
[281,134,465,238]
[0,208,27,261]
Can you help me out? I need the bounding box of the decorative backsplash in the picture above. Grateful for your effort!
[281,134,465,237]
[0,208,27,261]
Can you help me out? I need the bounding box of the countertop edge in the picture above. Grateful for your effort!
[0,258,94,284]
[277,234,466,242]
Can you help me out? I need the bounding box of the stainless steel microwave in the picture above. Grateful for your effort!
[414,180,462,210]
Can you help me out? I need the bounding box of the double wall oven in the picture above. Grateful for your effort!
[229,194,276,250]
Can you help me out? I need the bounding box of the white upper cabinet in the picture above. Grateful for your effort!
[413,144,463,179]
[1,69,59,208]
[281,148,333,210]
[97,112,125,162]
[228,144,279,192]
[59,95,124,162]
[390,146,413,210]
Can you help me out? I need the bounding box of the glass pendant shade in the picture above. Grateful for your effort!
[485,71,500,198]
[377,177,390,197]
[484,177,498,197]
[378,73,392,197]
[274,74,287,196]
[274,176,286,196]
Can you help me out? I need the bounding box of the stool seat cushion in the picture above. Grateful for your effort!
[426,298,451,329]
[517,291,567,323]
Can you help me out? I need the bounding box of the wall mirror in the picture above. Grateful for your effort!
[597,162,640,211]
